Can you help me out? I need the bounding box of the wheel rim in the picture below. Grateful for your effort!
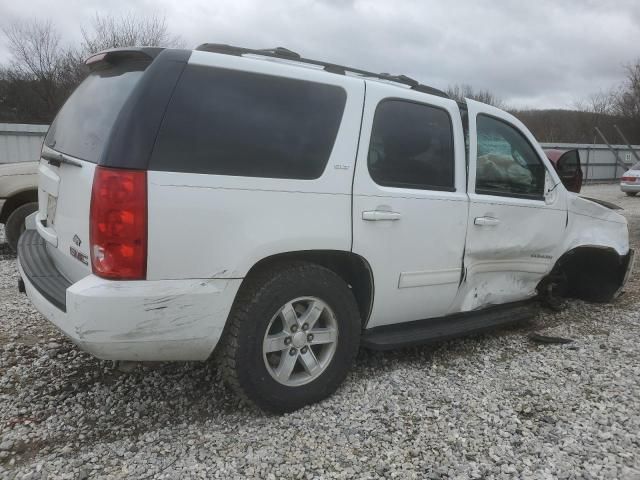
[263,296,339,387]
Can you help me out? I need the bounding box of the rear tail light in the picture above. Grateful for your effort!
[90,166,147,280]
[622,176,636,183]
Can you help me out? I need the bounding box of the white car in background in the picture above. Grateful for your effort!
[620,163,640,196]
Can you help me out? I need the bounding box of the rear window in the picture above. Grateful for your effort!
[150,65,347,179]
[45,62,147,163]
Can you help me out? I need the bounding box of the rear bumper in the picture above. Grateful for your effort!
[17,230,241,361]
[620,183,640,192]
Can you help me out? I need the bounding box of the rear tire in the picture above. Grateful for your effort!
[218,262,360,413]
[5,202,38,252]
[625,192,637,197]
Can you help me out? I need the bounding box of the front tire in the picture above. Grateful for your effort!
[219,262,360,413]
[5,202,38,252]
[625,192,637,197]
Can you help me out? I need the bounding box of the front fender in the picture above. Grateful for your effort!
[562,195,629,256]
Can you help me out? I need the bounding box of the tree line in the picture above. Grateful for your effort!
[445,68,640,145]
[511,65,640,145]
[1,16,639,144]
[0,14,182,124]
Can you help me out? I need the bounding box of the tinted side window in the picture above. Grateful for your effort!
[476,115,546,199]
[151,66,346,179]
[368,100,454,191]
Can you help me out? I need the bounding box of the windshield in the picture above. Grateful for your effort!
[44,62,147,163]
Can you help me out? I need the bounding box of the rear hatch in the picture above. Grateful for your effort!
[37,56,150,283]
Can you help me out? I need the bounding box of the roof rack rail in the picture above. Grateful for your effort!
[195,43,450,99]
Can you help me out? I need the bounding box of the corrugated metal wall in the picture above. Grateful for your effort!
[540,143,640,182]
[1,122,637,183]
[0,123,48,164]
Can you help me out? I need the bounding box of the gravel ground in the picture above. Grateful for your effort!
[1,183,639,479]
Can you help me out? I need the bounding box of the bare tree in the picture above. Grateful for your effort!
[613,60,640,121]
[80,13,184,56]
[574,90,616,116]
[1,20,77,114]
[1,13,183,123]
[445,83,504,108]
[3,20,60,81]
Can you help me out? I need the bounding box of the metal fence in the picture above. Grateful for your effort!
[1,122,638,184]
[540,142,640,183]
[0,123,48,164]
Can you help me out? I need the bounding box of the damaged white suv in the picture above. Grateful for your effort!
[18,44,633,412]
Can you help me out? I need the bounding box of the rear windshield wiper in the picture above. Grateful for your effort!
[41,150,83,168]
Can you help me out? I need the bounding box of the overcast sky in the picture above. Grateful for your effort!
[1,0,639,109]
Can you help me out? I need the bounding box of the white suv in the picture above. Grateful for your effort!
[17,45,633,412]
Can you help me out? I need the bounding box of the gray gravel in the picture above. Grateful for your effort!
[1,183,640,479]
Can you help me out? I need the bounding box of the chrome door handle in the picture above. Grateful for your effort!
[362,210,402,221]
[474,216,500,226]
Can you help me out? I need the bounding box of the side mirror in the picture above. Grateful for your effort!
[555,150,583,193]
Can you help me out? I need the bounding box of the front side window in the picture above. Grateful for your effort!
[475,115,546,199]
[368,100,454,191]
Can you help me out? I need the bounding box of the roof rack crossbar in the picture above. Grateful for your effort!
[195,43,449,99]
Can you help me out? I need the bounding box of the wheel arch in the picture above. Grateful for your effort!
[540,244,631,302]
[240,250,375,326]
[0,188,38,223]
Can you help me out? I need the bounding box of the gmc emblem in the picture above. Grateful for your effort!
[70,246,88,265]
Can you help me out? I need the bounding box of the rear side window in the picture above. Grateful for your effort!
[151,66,347,179]
[45,62,147,163]
[367,99,455,191]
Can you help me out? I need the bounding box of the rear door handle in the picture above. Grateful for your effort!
[474,216,500,226]
[362,210,402,221]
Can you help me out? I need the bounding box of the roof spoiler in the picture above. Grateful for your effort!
[85,47,165,68]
